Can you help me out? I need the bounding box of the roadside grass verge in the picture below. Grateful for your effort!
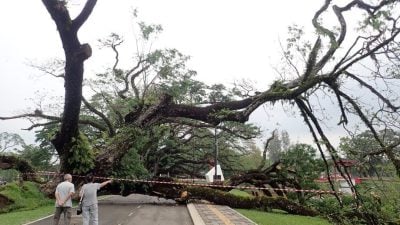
[0,204,54,225]
[237,209,331,225]
[0,181,55,225]
[0,182,53,213]
[229,189,330,224]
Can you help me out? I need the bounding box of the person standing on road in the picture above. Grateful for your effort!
[80,175,112,225]
[54,173,75,225]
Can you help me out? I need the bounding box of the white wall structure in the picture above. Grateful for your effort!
[339,178,356,194]
[205,164,224,183]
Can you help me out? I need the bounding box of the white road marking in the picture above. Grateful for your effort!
[22,214,54,225]
[127,204,142,217]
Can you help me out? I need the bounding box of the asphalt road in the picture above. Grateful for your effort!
[28,194,194,225]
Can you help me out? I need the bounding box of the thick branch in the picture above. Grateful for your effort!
[295,98,342,204]
[345,71,399,111]
[0,111,107,133]
[72,0,98,31]
[82,96,116,136]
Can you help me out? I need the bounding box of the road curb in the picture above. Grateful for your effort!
[22,214,54,225]
[233,209,257,225]
[187,203,206,225]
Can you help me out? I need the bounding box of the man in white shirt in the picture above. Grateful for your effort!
[54,173,75,225]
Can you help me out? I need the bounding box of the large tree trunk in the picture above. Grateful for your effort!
[184,187,318,216]
[41,0,96,172]
[101,177,318,217]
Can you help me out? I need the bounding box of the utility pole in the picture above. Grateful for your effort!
[213,126,220,182]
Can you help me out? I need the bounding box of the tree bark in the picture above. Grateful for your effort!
[42,0,97,172]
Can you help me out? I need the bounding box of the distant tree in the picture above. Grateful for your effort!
[281,143,324,191]
[0,132,25,154]
[275,143,325,204]
[267,130,291,162]
[237,141,263,171]
[17,144,55,171]
[339,129,398,177]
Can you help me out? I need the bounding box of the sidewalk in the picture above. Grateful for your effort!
[187,203,256,225]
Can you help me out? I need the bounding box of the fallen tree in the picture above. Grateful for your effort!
[1,1,400,223]
[0,155,38,182]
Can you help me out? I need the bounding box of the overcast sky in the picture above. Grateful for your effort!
[0,0,349,147]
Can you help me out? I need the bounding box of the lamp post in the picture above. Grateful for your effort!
[213,126,220,182]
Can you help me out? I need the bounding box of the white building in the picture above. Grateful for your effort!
[205,164,224,183]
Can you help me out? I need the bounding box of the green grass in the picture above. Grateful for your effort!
[0,181,55,224]
[229,189,252,197]
[0,182,53,213]
[237,209,331,225]
[0,204,54,225]
[230,188,331,224]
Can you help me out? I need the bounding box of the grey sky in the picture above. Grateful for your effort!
[0,0,348,146]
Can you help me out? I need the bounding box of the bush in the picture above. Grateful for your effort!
[308,191,400,225]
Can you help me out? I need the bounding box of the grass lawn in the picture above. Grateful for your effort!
[0,182,55,225]
[229,189,252,197]
[0,204,54,225]
[0,182,53,213]
[237,209,331,225]
[230,189,331,224]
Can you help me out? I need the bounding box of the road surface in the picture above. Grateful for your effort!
[28,194,193,225]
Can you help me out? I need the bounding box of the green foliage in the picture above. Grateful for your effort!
[270,80,289,93]
[165,75,206,104]
[106,127,150,194]
[338,129,398,177]
[17,145,54,171]
[229,189,252,197]
[0,169,19,182]
[0,182,53,213]
[236,143,263,171]
[138,21,163,40]
[113,146,149,195]
[357,180,400,224]
[110,126,149,179]
[280,24,313,75]
[210,108,235,120]
[113,146,149,179]
[68,132,95,174]
[208,84,232,102]
[309,184,400,225]
[281,144,324,190]
[34,124,58,165]
[308,196,356,224]
[360,9,392,31]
